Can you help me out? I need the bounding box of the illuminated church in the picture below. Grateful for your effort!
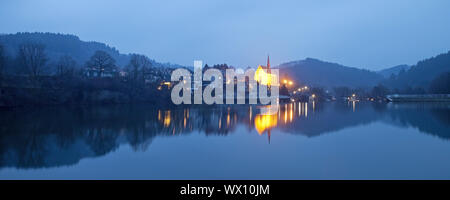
[254,55,279,86]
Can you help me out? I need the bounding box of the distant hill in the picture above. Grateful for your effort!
[384,51,450,89]
[377,64,410,78]
[276,58,383,89]
[0,32,185,69]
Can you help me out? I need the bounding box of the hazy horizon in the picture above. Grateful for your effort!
[1,0,449,70]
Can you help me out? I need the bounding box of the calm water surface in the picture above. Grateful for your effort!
[0,102,450,179]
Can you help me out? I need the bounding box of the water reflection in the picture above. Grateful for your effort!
[0,102,449,169]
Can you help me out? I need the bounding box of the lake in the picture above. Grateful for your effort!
[0,102,450,179]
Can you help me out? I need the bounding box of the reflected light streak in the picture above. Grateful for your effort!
[249,106,252,122]
[305,103,308,117]
[289,103,293,122]
[298,102,302,116]
[254,113,278,135]
[164,111,171,127]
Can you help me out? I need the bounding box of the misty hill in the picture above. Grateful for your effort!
[384,51,450,89]
[277,58,383,89]
[377,64,410,78]
[0,32,185,69]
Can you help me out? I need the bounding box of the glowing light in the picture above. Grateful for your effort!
[305,102,308,117]
[163,111,171,127]
[298,102,302,116]
[227,107,231,127]
[254,113,278,135]
[289,104,293,122]
[284,104,288,123]
[254,66,277,86]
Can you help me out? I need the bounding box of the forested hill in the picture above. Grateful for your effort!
[383,51,450,89]
[0,32,185,69]
[277,58,383,89]
[377,64,410,78]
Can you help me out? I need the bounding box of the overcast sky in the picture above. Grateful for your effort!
[1,0,449,70]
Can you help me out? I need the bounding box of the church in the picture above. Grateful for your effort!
[254,55,279,86]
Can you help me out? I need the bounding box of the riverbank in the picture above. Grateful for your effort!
[387,94,450,102]
[0,76,173,107]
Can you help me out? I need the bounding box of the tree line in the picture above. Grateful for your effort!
[0,42,172,107]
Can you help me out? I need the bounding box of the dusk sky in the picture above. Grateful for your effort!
[1,0,449,70]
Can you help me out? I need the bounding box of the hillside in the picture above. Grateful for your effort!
[0,32,185,69]
[277,58,383,89]
[377,64,410,78]
[384,51,450,89]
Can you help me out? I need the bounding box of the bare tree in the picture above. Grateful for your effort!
[17,43,48,79]
[126,54,152,82]
[85,50,116,77]
[56,55,76,78]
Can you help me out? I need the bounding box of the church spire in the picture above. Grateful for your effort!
[267,55,270,69]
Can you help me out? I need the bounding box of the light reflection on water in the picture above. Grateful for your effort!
[0,102,450,179]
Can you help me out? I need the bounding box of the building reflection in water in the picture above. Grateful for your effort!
[1,102,450,169]
[252,102,311,143]
[156,103,313,143]
[254,105,279,143]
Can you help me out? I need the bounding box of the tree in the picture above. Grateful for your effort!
[56,55,76,78]
[429,72,450,94]
[371,84,390,99]
[17,43,48,79]
[333,86,351,98]
[0,44,5,86]
[85,50,116,77]
[125,54,152,82]
[279,84,289,96]
[310,87,327,101]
